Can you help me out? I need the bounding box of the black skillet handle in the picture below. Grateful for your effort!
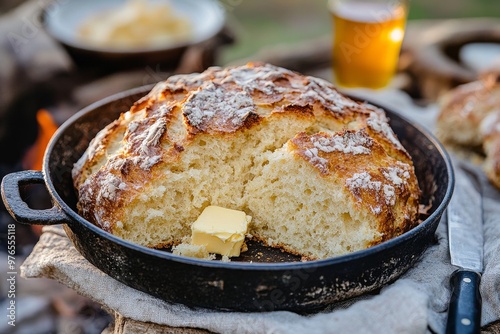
[1,170,69,225]
[445,269,482,334]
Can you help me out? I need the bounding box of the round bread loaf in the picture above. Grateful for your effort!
[72,63,421,260]
[437,71,500,189]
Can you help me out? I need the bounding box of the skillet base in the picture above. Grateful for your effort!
[42,86,452,312]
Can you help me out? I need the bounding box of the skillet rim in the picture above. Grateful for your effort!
[43,84,454,271]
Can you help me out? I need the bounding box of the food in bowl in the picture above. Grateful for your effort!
[77,0,192,49]
[72,62,421,260]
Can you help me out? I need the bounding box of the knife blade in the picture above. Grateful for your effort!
[445,165,483,334]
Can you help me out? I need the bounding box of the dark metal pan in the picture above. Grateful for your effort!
[1,86,454,312]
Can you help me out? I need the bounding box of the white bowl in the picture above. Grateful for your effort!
[42,0,226,68]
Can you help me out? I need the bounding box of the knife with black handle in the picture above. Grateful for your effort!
[445,166,483,334]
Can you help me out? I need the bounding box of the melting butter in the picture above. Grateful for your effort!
[191,206,251,257]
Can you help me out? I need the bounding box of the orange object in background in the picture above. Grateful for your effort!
[330,0,408,89]
[22,109,58,171]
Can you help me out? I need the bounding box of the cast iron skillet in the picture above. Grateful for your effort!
[1,85,454,312]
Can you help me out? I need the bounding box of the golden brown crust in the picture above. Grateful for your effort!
[72,62,421,256]
[437,75,500,146]
[289,129,420,243]
[437,72,500,189]
[482,110,500,189]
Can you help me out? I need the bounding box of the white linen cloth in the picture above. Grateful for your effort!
[21,89,500,333]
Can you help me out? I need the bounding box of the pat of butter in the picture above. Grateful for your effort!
[191,206,251,257]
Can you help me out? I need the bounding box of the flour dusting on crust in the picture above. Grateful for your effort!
[72,62,421,259]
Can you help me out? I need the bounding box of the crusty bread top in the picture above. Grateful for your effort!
[437,72,500,146]
[72,62,420,243]
[437,71,500,189]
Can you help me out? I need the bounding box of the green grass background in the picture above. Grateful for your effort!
[220,0,500,64]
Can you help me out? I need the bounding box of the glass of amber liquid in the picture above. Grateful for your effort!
[329,0,408,89]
